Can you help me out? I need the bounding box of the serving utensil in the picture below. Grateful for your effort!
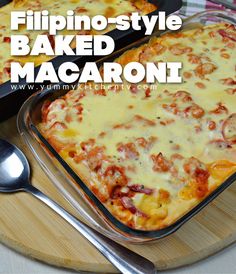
[0,138,156,274]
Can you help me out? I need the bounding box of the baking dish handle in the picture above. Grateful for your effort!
[182,10,236,25]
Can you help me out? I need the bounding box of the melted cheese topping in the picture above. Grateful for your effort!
[39,23,236,231]
[0,0,156,84]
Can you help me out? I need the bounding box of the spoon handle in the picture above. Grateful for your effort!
[25,184,156,274]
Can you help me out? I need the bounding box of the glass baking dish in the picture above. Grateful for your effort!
[17,10,236,243]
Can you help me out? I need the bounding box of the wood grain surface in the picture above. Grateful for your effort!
[0,116,236,273]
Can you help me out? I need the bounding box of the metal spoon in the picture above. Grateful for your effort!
[0,139,156,274]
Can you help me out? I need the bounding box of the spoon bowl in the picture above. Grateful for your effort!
[0,138,156,274]
[0,139,29,192]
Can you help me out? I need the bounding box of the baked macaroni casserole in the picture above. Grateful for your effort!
[0,0,156,84]
[39,23,236,230]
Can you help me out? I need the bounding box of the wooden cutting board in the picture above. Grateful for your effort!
[0,116,236,273]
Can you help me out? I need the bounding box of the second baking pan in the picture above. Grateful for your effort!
[0,0,182,121]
